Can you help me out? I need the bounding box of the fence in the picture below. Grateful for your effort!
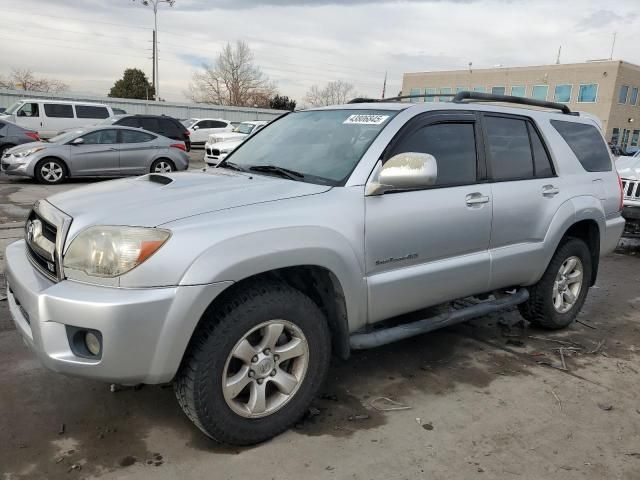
[0,88,284,122]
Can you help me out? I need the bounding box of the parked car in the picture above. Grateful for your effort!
[616,151,640,236]
[112,108,127,115]
[0,119,40,157]
[99,114,191,151]
[204,137,243,166]
[4,93,625,446]
[0,99,115,138]
[206,120,269,145]
[1,125,188,184]
[181,118,233,146]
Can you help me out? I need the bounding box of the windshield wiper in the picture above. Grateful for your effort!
[217,161,246,172]
[249,165,304,180]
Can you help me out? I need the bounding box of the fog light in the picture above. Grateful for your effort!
[85,332,101,356]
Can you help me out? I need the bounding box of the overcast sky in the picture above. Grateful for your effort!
[1,0,639,105]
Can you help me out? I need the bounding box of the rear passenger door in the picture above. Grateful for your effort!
[481,113,567,289]
[42,104,75,137]
[118,129,158,175]
[365,112,493,323]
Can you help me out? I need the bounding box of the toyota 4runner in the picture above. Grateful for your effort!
[4,92,625,445]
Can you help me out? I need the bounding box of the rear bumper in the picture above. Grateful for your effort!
[5,239,232,384]
[602,215,626,254]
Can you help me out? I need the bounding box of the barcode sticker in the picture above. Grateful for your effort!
[343,114,390,125]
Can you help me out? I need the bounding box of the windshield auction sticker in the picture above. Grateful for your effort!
[343,114,390,125]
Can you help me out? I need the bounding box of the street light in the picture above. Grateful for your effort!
[132,0,175,101]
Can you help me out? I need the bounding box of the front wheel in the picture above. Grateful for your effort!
[35,158,66,184]
[150,159,175,173]
[519,238,592,329]
[174,281,331,445]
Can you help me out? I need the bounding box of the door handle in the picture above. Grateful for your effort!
[542,185,560,196]
[465,193,490,206]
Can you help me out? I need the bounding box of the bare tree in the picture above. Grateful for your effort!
[0,68,68,93]
[187,41,277,107]
[305,80,358,107]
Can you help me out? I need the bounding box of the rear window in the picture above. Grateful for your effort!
[117,117,139,128]
[159,118,181,134]
[140,118,161,132]
[44,104,74,118]
[550,120,611,172]
[76,105,109,119]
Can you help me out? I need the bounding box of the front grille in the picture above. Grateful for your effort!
[622,179,640,200]
[212,149,221,156]
[206,147,212,156]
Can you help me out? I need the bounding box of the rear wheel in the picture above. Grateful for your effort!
[150,158,175,173]
[35,158,66,184]
[174,281,331,445]
[519,238,592,329]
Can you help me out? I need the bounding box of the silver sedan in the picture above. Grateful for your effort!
[0,125,189,184]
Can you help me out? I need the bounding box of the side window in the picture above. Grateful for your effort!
[527,124,554,177]
[117,117,139,128]
[550,120,612,172]
[81,129,118,145]
[76,105,109,119]
[17,103,39,117]
[140,118,160,132]
[43,104,74,118]
[210,120,228,128]
[390,122,477,186]
[196,120,213,129]
[484,116,533,181]
[159,118,179,135]
[120,130,155,143]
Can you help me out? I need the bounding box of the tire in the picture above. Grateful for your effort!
[150,158,175,173]
[174,280,331,445]
[0,144,15,157]
[519,238,592,329]
[34,158,66,184]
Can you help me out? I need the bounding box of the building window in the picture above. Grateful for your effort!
[409,88,421,103]
[439,87,452,102]
[631,87,639,106]
[619,85,629,104]
[611,128,620,145]
[491,86,506,95]
[425,87,437,103]
[554,84,572,103]
[455,86,468,94]
[631,129,640,147]
[577,84,598,103]
[511,85,526,97]
[622,128,631,149]
[531,85,548,101]
[473,86,486,93]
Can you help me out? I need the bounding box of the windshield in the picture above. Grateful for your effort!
[224,109,396,185]
[182,118,197,128]
[235,123,256,135]
[4,102,22,115]
[49,129,85,144]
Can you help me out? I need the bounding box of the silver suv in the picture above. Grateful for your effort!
[4,93,625,445]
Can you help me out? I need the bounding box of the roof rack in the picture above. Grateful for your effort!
[347,91,574,115]
[452,91,573,114]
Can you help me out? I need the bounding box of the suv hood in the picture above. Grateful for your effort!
[616,155,640,180]
[46,170,331,233]
[209,131,246,143]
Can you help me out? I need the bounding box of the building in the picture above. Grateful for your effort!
[402,60,640,150]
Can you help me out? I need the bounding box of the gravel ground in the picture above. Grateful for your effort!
[1,165,640,480]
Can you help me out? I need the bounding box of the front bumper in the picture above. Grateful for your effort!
[622,205,640,235]
[1,155,31,177]
[5,240,232,384]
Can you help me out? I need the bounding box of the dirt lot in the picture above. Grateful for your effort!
[1,166,640,480]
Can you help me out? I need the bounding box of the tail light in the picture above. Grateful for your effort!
[183,130,190,137]
[26,131,40,141]
[618,173,624,212]
[170,143,186,151]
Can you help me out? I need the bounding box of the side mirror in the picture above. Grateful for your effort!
[71,137,84,145]
[193,125,200,130]
[366,152,438,196]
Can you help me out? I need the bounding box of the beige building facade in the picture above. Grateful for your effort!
[402,60,640,150]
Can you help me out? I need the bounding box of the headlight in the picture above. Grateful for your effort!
[13,147,45,158]
[63,226,170,278]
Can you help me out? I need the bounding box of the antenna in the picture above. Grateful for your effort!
[556,45,562,65]
[610,32,617,60]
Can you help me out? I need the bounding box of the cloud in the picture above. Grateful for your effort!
[578,9,637,30]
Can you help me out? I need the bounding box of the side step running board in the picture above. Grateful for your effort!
[349,289,529,350]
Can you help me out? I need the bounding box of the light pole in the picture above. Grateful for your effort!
[133,0,175,101]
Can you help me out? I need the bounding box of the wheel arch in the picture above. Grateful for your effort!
[34,156,70,178]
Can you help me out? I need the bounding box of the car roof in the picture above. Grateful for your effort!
[18,99,109,107]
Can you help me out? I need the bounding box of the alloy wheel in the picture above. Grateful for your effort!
[552,256,583,313]
[41,162,63,182]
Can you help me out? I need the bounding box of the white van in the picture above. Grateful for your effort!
[0,99,116,138]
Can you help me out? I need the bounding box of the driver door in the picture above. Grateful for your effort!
[69,129,120,176]
[16,102,42,133]
[364,112,493,323]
